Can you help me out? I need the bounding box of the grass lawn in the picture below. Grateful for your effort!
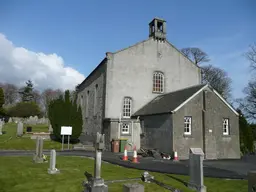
[0,123,72,150]
[0,156,248,192]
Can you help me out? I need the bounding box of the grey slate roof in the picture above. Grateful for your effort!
[132,84,207,116]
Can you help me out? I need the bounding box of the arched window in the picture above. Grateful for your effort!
[153,72,164,93]
[123,97,132,118]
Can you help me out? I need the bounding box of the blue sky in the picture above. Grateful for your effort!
[0,0,255,98]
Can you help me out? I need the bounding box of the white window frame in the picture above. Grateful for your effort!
[184,116,192,135]
[123,97,132,118]
[121,123,129,134]
[223,118,229,135]
[153,71,164,93]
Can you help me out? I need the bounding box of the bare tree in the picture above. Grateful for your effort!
[181,47,210,65]
[202,65,232,100]
[246,42,256,71]
[41,89,63,116]
[237,80,256,121]
[0,83,19,105]
[32,90,42,104]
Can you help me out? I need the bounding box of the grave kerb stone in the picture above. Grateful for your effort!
[123,183,145,192]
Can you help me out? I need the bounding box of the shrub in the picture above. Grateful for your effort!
[48,90,82,141]
[0,87,4,107]
[7,102,41,117]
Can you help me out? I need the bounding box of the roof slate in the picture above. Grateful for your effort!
[132,84,206,116]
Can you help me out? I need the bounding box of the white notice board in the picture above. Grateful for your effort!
[61,126,72,135]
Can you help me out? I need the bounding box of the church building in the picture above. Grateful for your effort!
[77,18,240,160]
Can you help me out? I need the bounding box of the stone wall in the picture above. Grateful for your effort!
[10,116,49,125]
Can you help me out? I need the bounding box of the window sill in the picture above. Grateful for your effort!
[152,91,164,94]
[121,133,131,136]
[222,134,231,137]
[183,134,192,138]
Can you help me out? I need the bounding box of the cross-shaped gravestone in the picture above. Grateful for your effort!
[188,148,207,192]
[83,132,108,192]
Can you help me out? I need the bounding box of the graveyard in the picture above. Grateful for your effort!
[0,121,251,192]
[0,156,248,192]
[0,122,72,150]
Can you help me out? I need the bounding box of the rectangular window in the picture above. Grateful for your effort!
[123,97,132,118]
[184,116,192,135]
[94,84,98,116]
[85,91,89,117]
[121,123,129,134]
[223,118,229,135]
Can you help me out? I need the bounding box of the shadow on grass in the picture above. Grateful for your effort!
[165,174,188,187]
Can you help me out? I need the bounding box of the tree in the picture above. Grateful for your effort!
[202,65,232,100]
[237,80,256,121]
[237,109,254,154]
[7,102,41,118]
[181,47,210,65]
[181,47,232,100]
[48,90,82,141]
[0,87,5,116]
[0,83,19,105]
[41,88,63,116]
[19,80,34,102]
[0,87,4,108]
[246,42,256,71]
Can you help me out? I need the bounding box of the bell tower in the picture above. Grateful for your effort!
[149,17,167,41]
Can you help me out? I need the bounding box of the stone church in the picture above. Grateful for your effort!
[77,18,240,160]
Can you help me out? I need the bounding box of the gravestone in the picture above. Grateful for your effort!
[248,171,256,192]
[188,148,206,192]
[16,122,24,137]
[0,120,3,135]
[48,124,53,133]
[8,118,12,123]
[48,149,60,174]
[33,136,44,163]
[83,132,108,192]
[123,183,144,192]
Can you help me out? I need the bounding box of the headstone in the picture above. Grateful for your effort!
[123,183,144,192]
[248,171,256,192]
[48,149,60,174]
[83,132,108,192]
[33,136,44,163]
[48,124,53,133]
[16,122,23,136]
[0,120,3,135]
[188,148,206,192]
[8,118,12,123]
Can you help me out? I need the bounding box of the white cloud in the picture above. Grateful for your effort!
[0,33,85,91]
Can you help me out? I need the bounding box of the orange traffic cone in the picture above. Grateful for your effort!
[132,146,139,163]
[122,146,128,161]
[173,151,179,161]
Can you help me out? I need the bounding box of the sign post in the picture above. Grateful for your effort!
[60,126,72,151]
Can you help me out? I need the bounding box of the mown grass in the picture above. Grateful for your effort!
[0,123,72,150]
[0,156,248,192]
